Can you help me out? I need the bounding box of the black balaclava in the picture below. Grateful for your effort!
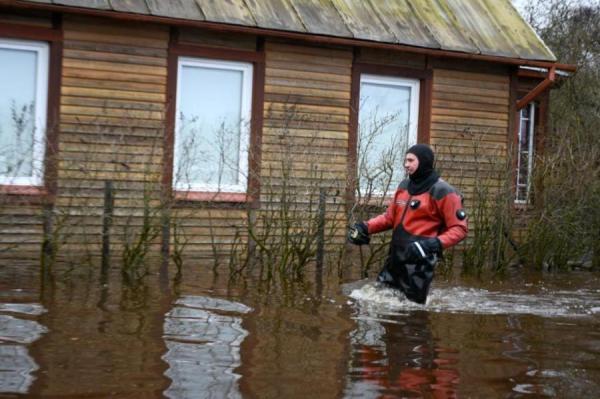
[406,144,439,195]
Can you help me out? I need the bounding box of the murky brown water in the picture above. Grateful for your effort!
[1,258,599,398]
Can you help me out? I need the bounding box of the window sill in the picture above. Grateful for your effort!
[513,202,534,212]
[0,184,46,195]
[174,190,251,204]
[0,184,48,205]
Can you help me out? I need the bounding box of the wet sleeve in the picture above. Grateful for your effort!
[436,192,468,249]
[365,196,397,235]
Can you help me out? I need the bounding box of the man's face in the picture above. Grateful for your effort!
[404,153,419,175]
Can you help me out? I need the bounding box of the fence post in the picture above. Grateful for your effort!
[40,202,55,277]
[316,188,326,270]
[101,180,114,277]
[159,204,170,287]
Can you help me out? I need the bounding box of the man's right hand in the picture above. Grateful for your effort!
[347,222,370,245]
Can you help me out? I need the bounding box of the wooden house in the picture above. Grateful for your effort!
[0,0,574,262]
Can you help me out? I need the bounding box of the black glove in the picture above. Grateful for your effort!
[406,238,441,262]
[347,222,370,245]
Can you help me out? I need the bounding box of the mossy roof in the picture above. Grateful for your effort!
[20,0,556,61]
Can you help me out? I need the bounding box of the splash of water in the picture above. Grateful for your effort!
[348,282,600,318]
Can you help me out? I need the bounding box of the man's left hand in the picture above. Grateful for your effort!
[406,238,442,262]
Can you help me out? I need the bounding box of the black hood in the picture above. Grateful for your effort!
[406,144,439,195]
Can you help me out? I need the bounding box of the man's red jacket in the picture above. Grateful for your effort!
[366,178,468,249]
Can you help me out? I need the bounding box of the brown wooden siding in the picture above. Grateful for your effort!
[430,68,511,206]
[261,40,352,241]
[178,26,257,51]
[356,47,427,69]
[0,203,45,255]
[54,15,168,256]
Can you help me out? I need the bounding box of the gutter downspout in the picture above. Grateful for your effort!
[516,65,556,110]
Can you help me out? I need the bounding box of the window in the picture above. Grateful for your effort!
[357,74,420,196]
[0,38,49,186]
[173,57,253,193]
[515,102,537,204]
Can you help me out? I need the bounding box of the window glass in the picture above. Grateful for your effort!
[0,39,48,185]
[516,103,536,203]
[358,74,419,196]
[174,57,252,192]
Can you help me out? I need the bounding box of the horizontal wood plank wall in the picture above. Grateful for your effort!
[356,48,427,69]
[262,40,352,242]
[56,15,168,258]
[430,68,510,207]
[168,206,248,258]
[0,203,44,256]
[178,27,257,50]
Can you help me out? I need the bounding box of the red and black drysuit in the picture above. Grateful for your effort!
[365,178,468,304]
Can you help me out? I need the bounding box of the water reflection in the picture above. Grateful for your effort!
[0,256,599,398]
[345,305,459,398]
[162,295,252,399]
[0,303,47,394]
[346,280,600,397]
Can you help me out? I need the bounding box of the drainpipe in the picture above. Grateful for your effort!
[516,65,556,110]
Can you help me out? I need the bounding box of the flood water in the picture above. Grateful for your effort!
[1,258,599,398]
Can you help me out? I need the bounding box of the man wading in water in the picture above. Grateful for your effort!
[348,144,468,304]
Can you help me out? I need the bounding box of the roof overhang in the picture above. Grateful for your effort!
[1,0,576,73]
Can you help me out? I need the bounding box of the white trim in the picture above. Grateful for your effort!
[414,241,426,258]
[358,74,420,196]
[0,38,49,186]
[173,57,253,193]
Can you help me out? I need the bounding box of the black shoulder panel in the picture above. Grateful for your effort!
[398,179,410,190]
[429,179,460,200]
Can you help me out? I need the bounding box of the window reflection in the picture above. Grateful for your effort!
[162,296,251,399]
[0,303,47,394]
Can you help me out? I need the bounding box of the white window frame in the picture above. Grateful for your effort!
[173,57,253,193]
[0,38,49,186]
[358,74,420,196]
[515,102,536,204]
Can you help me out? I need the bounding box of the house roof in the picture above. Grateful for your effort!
[15,0,556,62]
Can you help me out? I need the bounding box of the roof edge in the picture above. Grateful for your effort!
[505,0,557,61]
[4,0,575,72]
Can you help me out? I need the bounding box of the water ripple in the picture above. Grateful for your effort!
[0,303,46,316]
[174,296,252,314]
